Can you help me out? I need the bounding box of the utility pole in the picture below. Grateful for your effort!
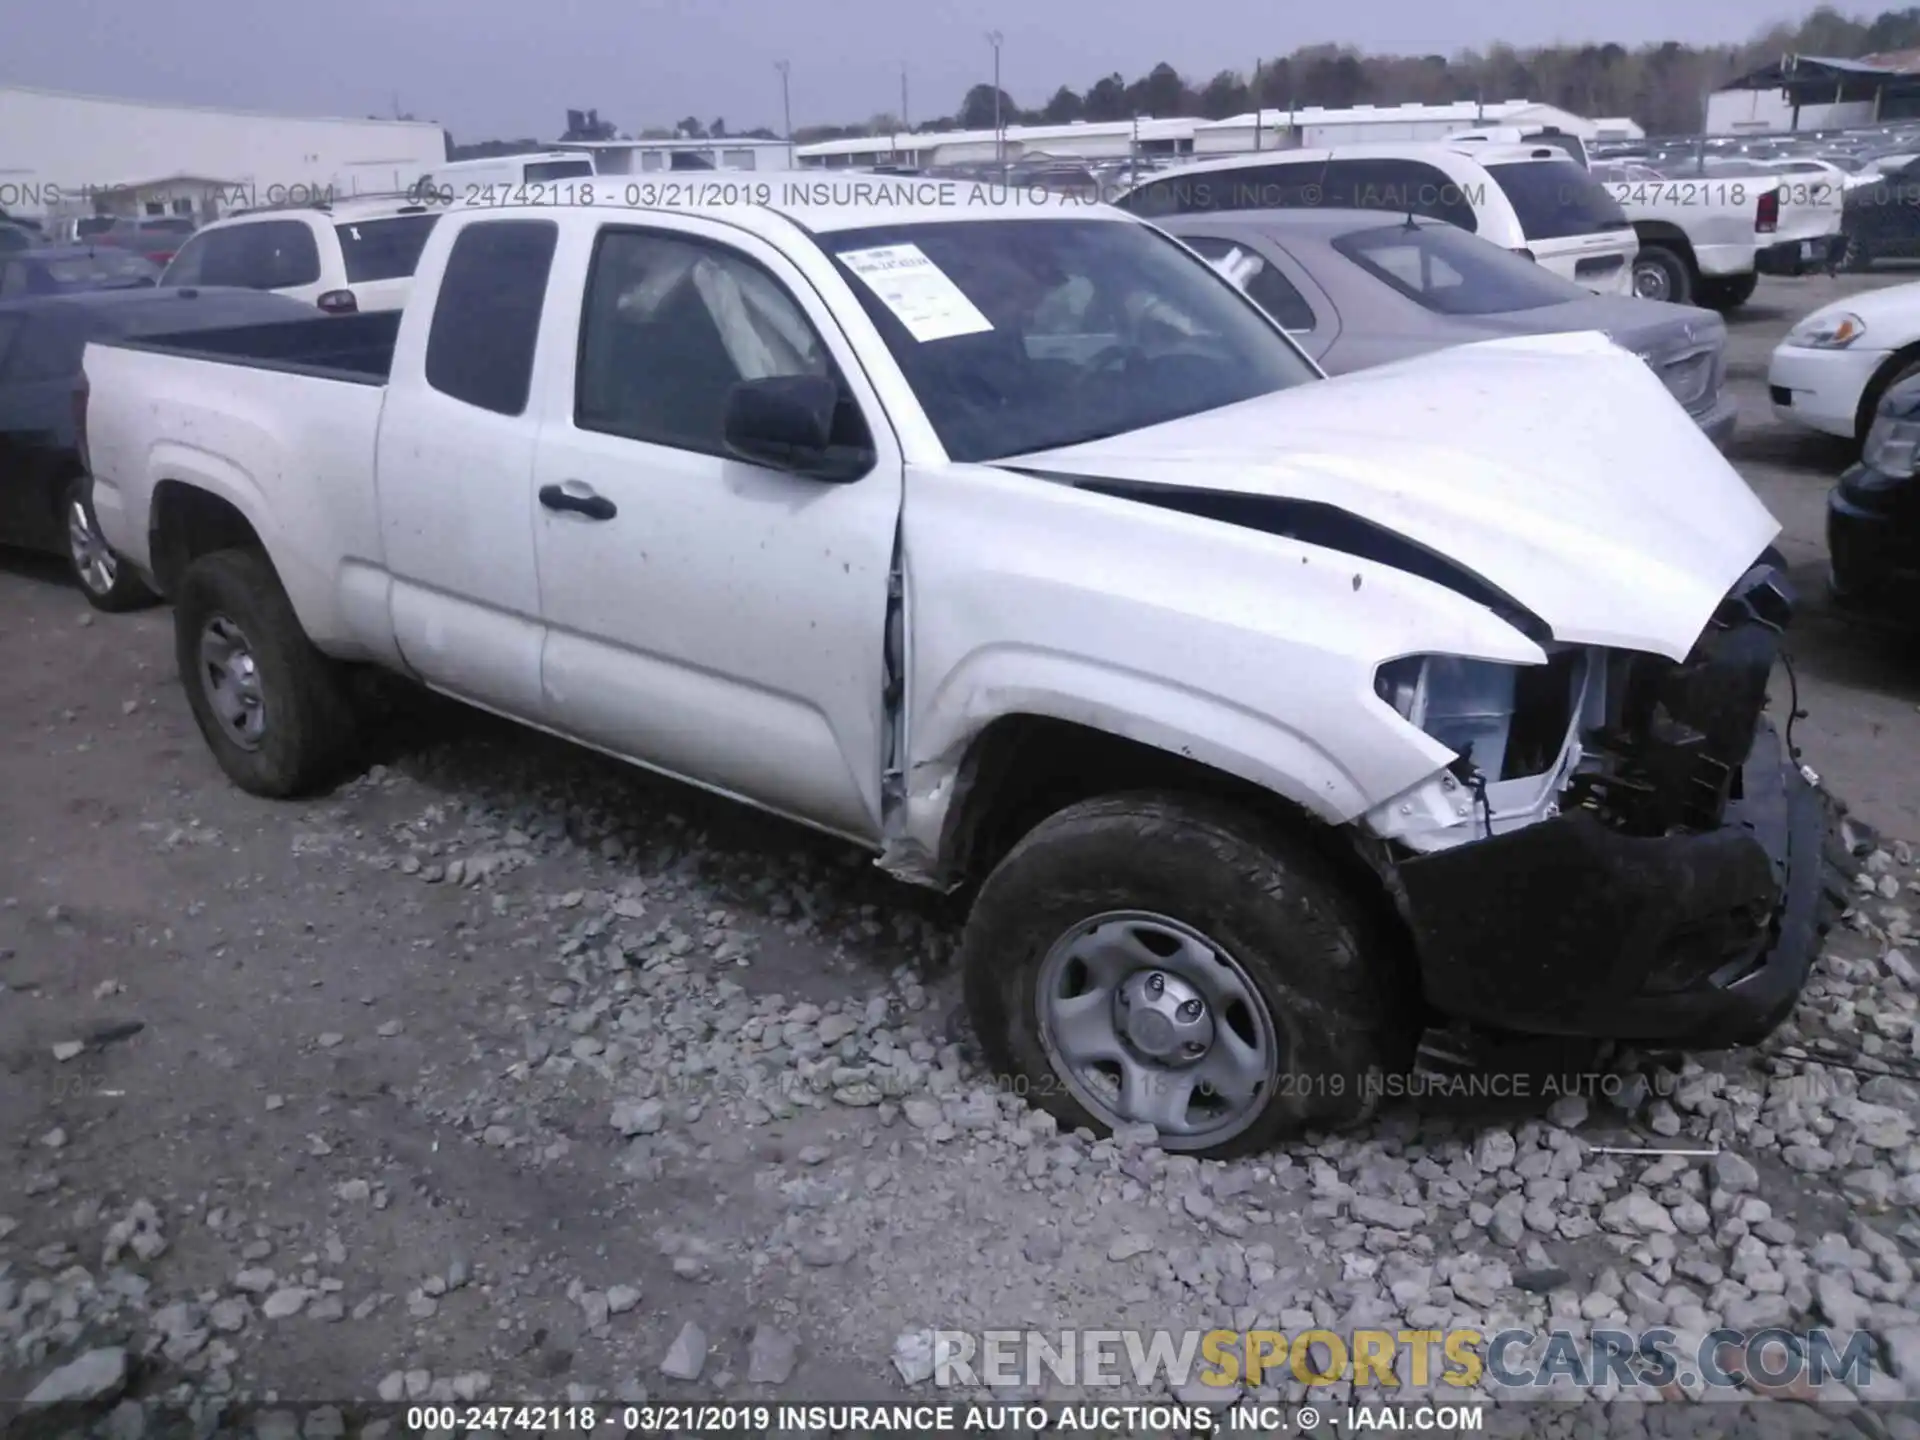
[775,60,792,145]
[987,31,1004,168]
[1252,60,1262,150]
[901,65,910,131]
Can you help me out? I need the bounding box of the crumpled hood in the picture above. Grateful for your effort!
[1003,330,1779,660]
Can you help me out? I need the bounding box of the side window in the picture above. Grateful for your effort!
[162,231,209,285]
[235,221,321,288]
[0,313,25,369]
[575,227,868,458]
[1120,163,1309,218]
[1322,160,1479,232]
[2,317,84,382]
[1176,235,1318,331]
[425,219,559,415]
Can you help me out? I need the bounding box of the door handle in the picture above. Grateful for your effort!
[539,484,617,521]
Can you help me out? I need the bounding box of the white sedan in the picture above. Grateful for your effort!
[1768,279,1920,444]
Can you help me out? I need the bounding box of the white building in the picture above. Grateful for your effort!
[1193,100,1599,153]
[794,118,1202,168]
[0,84,447,222]
[1705,88,1870,134]
[555,137,796,173]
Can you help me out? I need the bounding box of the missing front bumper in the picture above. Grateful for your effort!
[1393,718,1828,1049]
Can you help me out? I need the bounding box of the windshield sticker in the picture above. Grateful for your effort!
[836,243,993,342]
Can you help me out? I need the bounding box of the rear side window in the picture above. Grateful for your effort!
[1121,159,1478,231]
[1175,234,1318,330]
[336,214,440,282]
[1486,160,1630,241]
[167,221,320,289]
[525,159,594,182]
[1333,220,1589,315]
[425,219,558,415]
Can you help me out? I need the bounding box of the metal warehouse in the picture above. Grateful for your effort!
[0,84,448,223]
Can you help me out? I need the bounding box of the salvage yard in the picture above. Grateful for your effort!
[5,272,1920,1421]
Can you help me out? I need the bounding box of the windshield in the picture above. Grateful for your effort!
[1333,221,1588,315]
[43,250,161,289]
[1485,160,1629,239]
[336,213,440,282]
[819,218,1317,463]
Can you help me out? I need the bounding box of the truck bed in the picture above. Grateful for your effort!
[107,309,400,384]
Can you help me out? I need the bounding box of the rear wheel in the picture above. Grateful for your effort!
[64,476,155,613]
[960,792,1414,1158]
[1632,245,1693,306]
[1696,273,1758,313]
[174,548,358,797]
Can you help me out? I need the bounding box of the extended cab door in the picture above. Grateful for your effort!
[527,216,903,842]
[373,216,561,715]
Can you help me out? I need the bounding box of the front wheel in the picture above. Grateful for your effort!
[173,548,358,797]
[64,476,155,613]
[960,792,1414,1158]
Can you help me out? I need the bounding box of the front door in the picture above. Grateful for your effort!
[528,218,902,841]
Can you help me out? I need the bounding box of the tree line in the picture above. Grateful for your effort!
[441,3,1920,158]
[791,3,1920,143]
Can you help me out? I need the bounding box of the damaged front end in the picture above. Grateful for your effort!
[1362,555,1836,1050]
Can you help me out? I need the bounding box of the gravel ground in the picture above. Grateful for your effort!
[7,273,1920,1433]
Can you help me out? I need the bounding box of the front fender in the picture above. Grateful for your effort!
[898,462,1548,867]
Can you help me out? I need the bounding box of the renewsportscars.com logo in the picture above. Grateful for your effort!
[926,1326,1877,1393]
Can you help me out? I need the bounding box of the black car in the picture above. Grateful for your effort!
[1,245,162,298]
[0,286,317,609]
[0,223,35,255]
[1838,156,1920,269]
[1828,373,1920,621]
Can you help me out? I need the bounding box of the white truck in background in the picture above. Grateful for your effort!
[78,189,1840,1159]
[1594,160,1844,310]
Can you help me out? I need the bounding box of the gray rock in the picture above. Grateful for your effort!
[261,1288,310,1319]
[1474,1130,1517,1174]
[1818,1274,1870,1331]
[892,1328,936,1385]
[1712,1152,1760,1194]
[611,1099,667,1136]
[661,1321,708,1381]
[1351,1197,1425,1231]
[1884,1327,1920,1381]
[747,1325,799,1386]
[1546,1095,1589,1130]
[607,1285,642,1315]
[1108,1233,1154,1261]
[1023,1232,1064,1264]
[26,1347,128,1406]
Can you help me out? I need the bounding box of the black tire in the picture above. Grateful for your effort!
[1855,357,1920,448]
[173,548,358,797]
[1633,245,1693,306]
[62,475,156,613]
[1695,272,1757,313]
[960,791,1414,1158]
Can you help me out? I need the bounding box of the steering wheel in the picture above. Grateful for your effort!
[1072,343,1140,387]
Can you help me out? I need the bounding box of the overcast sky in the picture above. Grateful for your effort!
[7,0,1817,141]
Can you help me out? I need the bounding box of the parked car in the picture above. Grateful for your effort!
[1595,162,1840,308]
[1117,142,1641,296]
[82,190,1837,1157]
[44,215,121,246]
[1158,209,1737,447]
[94,216,198,266]
[1835,154,1920,270]
[162,197,442,314]
[413,151,596,204]
[0,285,318,608]
[1768,280,1920,446]
[1828,372,1920,621]
[0,223,35,256]
[1,245,161,298]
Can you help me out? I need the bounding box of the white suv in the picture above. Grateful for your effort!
[1120,142,1639,295]
[159,197,442,314]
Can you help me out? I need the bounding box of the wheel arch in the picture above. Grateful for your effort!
[1853,343,1920,442]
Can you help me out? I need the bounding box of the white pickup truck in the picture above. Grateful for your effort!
[1597,162,1845,309]
[81,189,1842,1158]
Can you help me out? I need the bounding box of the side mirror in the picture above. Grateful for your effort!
[722,373,871,482]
